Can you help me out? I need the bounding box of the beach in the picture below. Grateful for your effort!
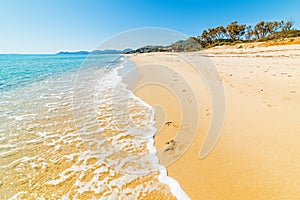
[0,55,182,199]
[0,44,299,199]
[130,43,300,199]
[1,0,300,198]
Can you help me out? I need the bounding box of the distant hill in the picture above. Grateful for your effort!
[56,48,133,55]
[127,37,202,54]
[90,48,133,54]
[56,51,89,55]
[56,40,202,55]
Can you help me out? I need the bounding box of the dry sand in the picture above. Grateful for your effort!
[130,43,300,199]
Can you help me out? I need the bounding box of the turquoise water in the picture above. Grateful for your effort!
[0,53,186,199]
[0,54,118,92]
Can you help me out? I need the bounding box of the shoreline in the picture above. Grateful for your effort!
[121,57,191,199]
[130,43,300,199]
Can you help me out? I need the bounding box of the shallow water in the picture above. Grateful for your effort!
[0,54,187,199]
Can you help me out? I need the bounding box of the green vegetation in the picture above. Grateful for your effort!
[128,20,299,53]
[197,20,298,48]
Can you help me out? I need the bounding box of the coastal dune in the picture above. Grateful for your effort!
[130,44,300,199]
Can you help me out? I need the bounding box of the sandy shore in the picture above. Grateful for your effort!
[130,44,300,199]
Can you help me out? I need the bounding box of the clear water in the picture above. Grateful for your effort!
[0,54,187,199]
[0,54,117,92]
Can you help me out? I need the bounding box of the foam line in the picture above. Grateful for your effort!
[121,57,190,200]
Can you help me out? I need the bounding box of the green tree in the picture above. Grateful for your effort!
[254,21,268,39]
[200,30,212,44]
[207,28,218,41]
[282,20,294,30]
[266,21,281,34]
[215,26,226,40]
[245,25,254,40]
[226,21,246,41]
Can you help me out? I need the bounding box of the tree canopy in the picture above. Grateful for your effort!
[198,20,296,48]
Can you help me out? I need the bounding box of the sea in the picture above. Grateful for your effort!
[0,54,189,199]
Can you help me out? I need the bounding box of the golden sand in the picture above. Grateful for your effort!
[130,44,300,199]
[0,79,176,199]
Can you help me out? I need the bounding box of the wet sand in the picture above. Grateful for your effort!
[130,44,300,199]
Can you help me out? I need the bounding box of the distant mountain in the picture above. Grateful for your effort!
[56,48,133,55]
[56,51,89,55]
[90,48,133,54]
[126,37,202,54]
[56,39,202,55]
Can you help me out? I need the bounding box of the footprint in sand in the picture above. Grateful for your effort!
[186,96,193,104]
[262,101,275,108]
[205,108,211,116]
[266,103,272,108]
[163,139,184,158]
[165,139,176,151]
[282,96,292,101]
[164,121,179,128]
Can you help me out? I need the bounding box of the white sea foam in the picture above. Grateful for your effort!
[0,55,190,199]
[117,58,190,199]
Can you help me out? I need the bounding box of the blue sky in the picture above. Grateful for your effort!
[0,0,299,53]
